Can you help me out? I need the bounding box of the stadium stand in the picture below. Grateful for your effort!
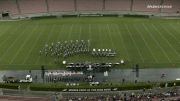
[161,0,180,13]
[48,0,75,12]
[0,0,179,17]
[18,0,47,14]
[76,0,103,11]
[104,0,131,11]
[0,0,19,15]
[132,0,161,12]
[0,95,51,101]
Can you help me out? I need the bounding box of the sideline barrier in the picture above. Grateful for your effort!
[0,83,18,90]
[29,83,152,92]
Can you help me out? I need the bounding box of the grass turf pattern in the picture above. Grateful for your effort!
[0,17,180,70]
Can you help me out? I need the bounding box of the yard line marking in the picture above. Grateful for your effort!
[33,25,64,65]
[22,25,46,64]
[35,25,55,65]
[0,24,22,49]
[68,24,73,40]
[88,24,93,61]
[114,24,130,61]
[88,24,94,61]
[106,24,115,48]
[151,24,180,58]
[0,24,29,62]
[0,24,21,62]
[77,24,86,61]
[142,23,171,63]
[9,24,39,64]
[177,20,180,25]
[79,24,81,40]
[86,24,90,40]
[49,24,69,65]
[46,25,56,43]
[124,23,144,63]
[133,25,158,63]
[167,23,180,41]
[56,25,65,41]
[0,24,11,38]
[98,24,103,48]
[78,24,82,40]
[88,24,91,40]
[110,24,129,61]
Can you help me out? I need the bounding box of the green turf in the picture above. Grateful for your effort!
[0,17,180,70]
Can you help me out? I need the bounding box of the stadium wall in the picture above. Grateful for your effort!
[0,0,19,15]
[161,0,180,13]
[18,0,47,14]
[0,0,179,19]
[76,0,103,11]
[48,0,75,12]
[104,0,131,11]
[132,0,161,12]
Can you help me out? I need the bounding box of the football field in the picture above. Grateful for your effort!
[0,17,180,70]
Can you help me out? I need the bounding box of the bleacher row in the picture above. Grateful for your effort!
[0,95,51,101]
[0,0,180,16]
